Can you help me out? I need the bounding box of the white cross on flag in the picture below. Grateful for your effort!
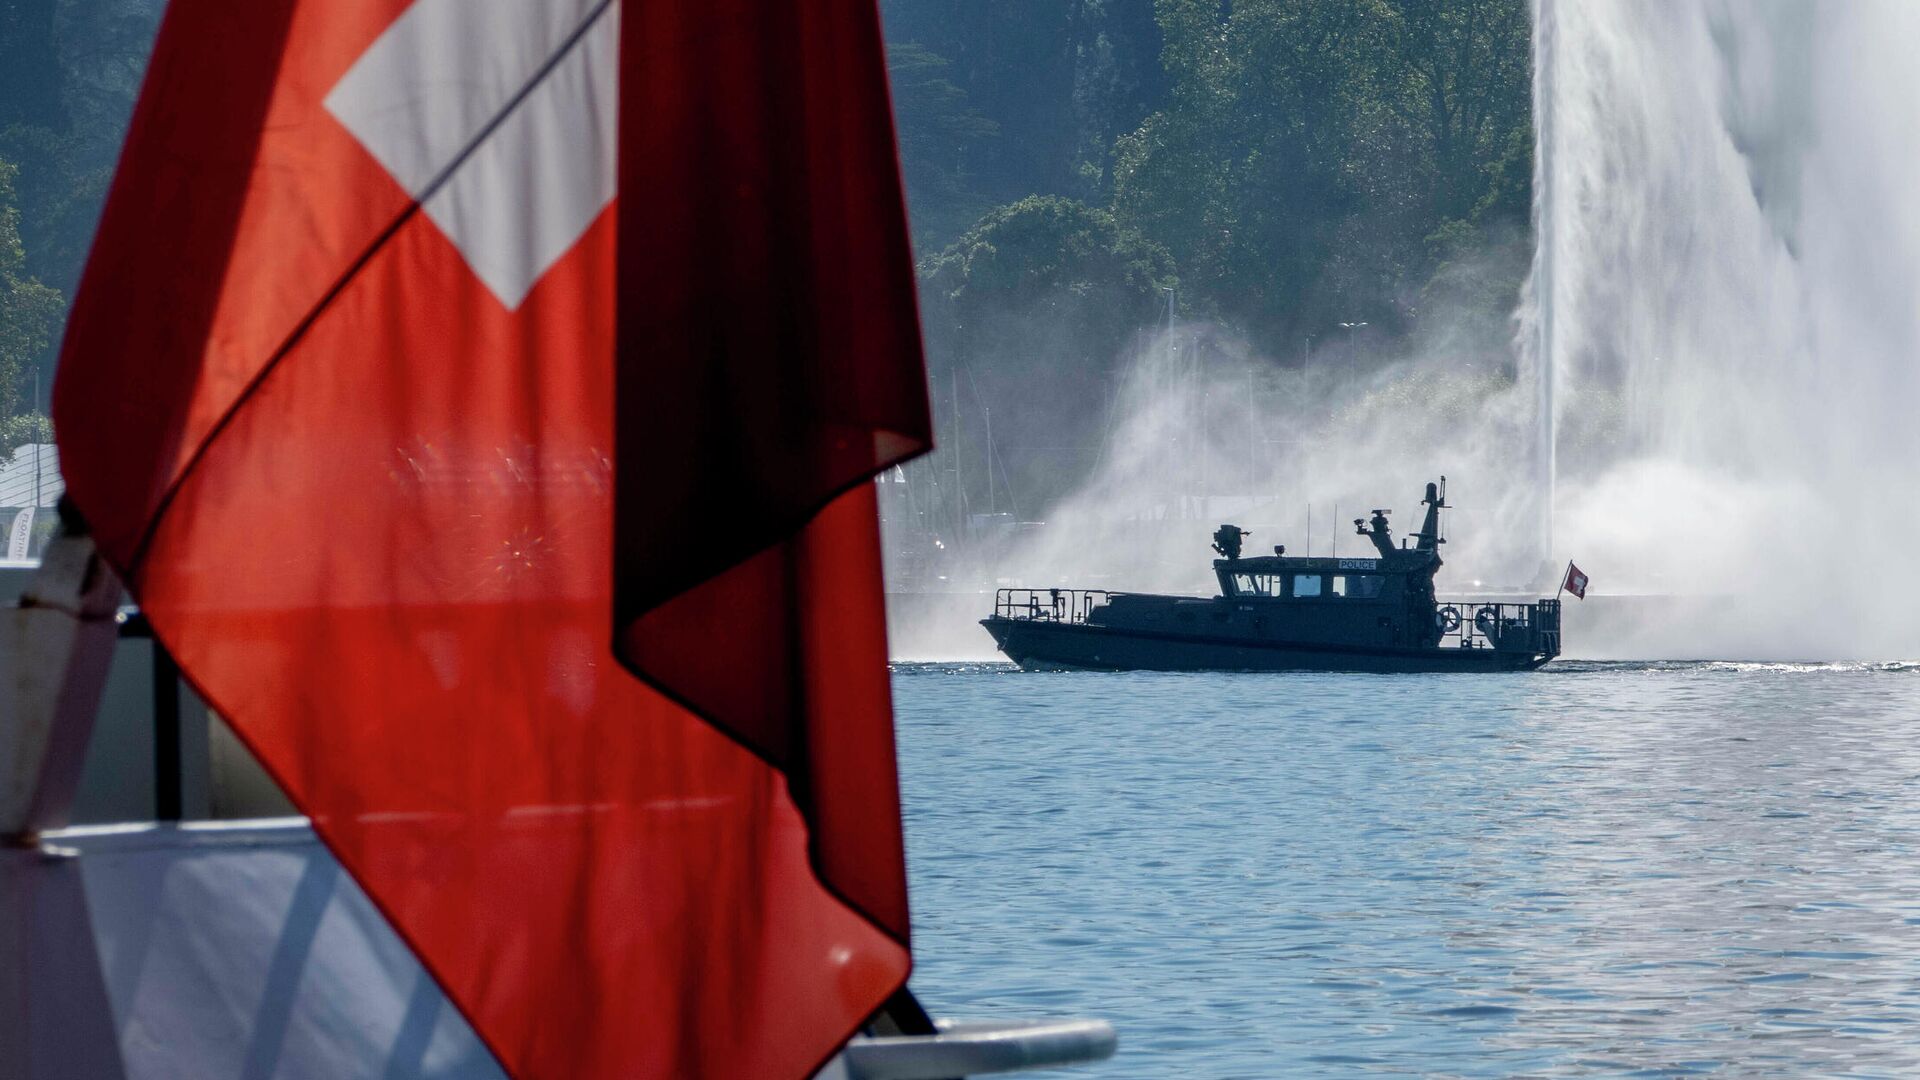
[1563,562,1591,600]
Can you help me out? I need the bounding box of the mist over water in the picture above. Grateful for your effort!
[995,321,1545,598]
[901,1,1920,662]
[1532,0,1920,659]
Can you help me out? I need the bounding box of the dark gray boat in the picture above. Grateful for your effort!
[981,479,1560,672]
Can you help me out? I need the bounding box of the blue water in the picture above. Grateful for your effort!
[892,662,1920,1077]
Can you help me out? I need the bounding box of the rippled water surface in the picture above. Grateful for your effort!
[892,662,1920,1077]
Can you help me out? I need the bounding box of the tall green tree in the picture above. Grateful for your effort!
[1376,0,1532,225]
[2,0,161,297]
[0,1,67,133]
[883,0,1168,207]
[1111,0,1529,350]
[1380,0,1533,344]
[0,158,62,456]
[1113,0,1399,341]
[887,42,999,252]
[0,0,162,428]
[919,194,1175,358]
[917,196,1176,508]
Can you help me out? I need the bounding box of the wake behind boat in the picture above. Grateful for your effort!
[982,479,1561,672]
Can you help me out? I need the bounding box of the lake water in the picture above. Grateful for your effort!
[893,662,1920,1077]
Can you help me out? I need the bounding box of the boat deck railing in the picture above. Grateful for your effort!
[1441,598,1560,656]
[993,589,1561,657]
[993,588,1110,624]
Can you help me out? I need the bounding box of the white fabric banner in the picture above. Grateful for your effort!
[6,507,34,560]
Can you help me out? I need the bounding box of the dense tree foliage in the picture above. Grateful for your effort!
[0,0,161,454]
[886,0,1533,514]
[885,42,1000,249]
[0,159,61,456]
[0,0,1531,511]
[881,0,1169,222]
[915,196,1176,509]
[890,0,1531,348]
[919,195,1175,363]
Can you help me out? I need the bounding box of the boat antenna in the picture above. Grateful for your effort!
[1414,477,1449,551]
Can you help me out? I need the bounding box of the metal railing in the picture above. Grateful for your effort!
[991,588,1560,657]
[992,588,1110,624]
[1437,598,1560,655]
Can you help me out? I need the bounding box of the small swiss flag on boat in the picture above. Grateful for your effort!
[1563,562,1591,600]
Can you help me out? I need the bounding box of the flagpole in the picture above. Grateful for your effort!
[1554,559,1571,602]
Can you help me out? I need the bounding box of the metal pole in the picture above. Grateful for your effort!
[950,368,964,538]
[32,368,42,512]
[1163,288,1178,519]
[983,406,995,516]
[152,640,183,821]
[1245,365,1256,493]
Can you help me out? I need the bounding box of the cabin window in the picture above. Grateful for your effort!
[1234,573,1278,597]
[1292,574,1323,598]
[1344,575,1384,599]
[1328,574,1382,599]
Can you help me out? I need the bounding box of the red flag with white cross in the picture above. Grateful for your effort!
[53,1,929,1077]
[1563,562,1590,600]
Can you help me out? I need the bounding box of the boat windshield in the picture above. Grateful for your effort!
[1234,573,1280,596]
[1237,572,1384,598]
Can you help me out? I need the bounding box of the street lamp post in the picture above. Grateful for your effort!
[1337,321,1369,361]
[32,367,41,511]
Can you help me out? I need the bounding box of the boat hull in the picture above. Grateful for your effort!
[980,616,1552,673]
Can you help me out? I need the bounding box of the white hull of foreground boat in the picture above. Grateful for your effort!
[2,534,1116,1080]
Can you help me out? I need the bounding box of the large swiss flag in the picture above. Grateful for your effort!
[54,1,930,1077]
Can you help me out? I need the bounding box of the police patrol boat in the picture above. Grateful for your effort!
[981,479,1560,672]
